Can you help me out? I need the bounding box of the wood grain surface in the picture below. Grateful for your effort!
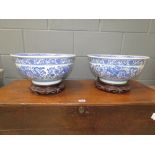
[0,80,155,106]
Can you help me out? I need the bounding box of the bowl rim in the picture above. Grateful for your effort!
[87,54,150,59]
[10,53,76,58]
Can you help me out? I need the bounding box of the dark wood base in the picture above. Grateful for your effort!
[95,78,131,94]
[30,82,65,95]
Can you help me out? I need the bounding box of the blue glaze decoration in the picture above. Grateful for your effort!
[11,53,75,84]
[88,54,149,83]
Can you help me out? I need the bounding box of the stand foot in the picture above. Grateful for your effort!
[95,78,131,94]
[30,82,65,95]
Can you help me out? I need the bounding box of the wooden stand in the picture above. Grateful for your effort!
[95,78,131,93]
[30,82,65,95]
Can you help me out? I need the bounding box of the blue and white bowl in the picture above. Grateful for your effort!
[88,54,149,85]
[11,53,76,86]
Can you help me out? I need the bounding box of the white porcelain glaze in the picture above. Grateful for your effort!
[11,53,76,86]
[88,54,149,85]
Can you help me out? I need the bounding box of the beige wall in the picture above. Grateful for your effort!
[0,19,155,85]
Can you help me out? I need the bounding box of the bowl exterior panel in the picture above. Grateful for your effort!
[90,63,144,82]
[88,57,146,66]
[88,55,149,84]
[15,57,75,65]
[11,53,75,85]
[16,64,73,81]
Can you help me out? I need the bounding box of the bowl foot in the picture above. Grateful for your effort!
[30,82,65,95]
[96,78,131,94]
[99,78,127,85]
[32,79,62,86]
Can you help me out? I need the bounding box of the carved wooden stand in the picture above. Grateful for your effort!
[30,82,65,95]
[95,78,131,94]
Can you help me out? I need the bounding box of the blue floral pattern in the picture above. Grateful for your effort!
[11,53,75,84]
[89,57,146,66]
[88,55,149,83]
[15,57,75,65]
[90,64,142,81]
[16,64,73,81]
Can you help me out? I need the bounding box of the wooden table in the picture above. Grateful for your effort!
[0,80,155,135]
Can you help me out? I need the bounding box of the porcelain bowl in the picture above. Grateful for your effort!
[88,54,149,85]
[11,53,76,86]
